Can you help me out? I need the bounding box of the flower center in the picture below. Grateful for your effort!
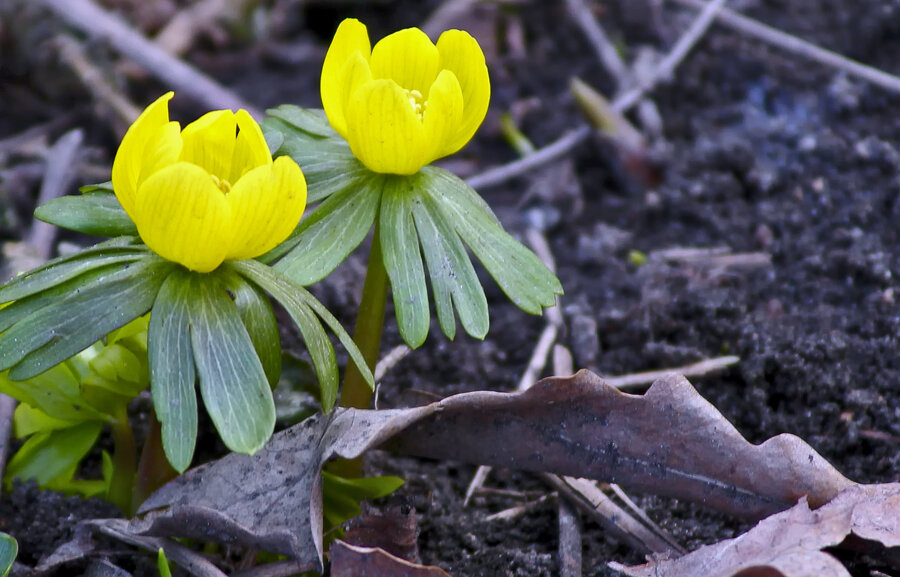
[210,174,232,194]
[406,89,426,120]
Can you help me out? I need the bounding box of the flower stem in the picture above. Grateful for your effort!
[340,222,388,411]
[108,405,137,516]
[133,410,177,510]
[332,222,388,477]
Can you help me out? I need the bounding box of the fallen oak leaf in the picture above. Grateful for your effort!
[135,406,440,573]
[344,499,420,563]
[123,371,851,572]
[609,483,900,577]
[330,541,451,577]
[389,371,854,519]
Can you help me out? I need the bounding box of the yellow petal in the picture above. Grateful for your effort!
[179,110,237,180]
[112,92,174,218]
[134,162,232,273]
[423,70,464,163]
[136,121,183,189]
[229,109,272,184]
[321,18,371,137]
[436,30,490,155]
[369,27,440,95]
[225,156,307,260]
[335,51,374,138]
[345,79,427,175]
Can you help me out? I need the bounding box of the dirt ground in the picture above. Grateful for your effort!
[0,0,898,576]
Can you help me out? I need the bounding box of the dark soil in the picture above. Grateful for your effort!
[1,0,898,576]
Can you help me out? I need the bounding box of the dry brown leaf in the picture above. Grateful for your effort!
[390,371,854,519]
[330,541,450,577]
[120,371,853,572]
[345,500,420,563]
[612,483,900,577]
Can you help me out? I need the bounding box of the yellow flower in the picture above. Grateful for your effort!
[321,19,490,175]
[111,92,307,273]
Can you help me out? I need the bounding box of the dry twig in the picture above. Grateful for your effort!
[542,474,681,555]
[468,0,725,189]
[463,227,563,505]
[38,0,258,116]
[29,129,84,259]
[564,0,662,135]
[613,0,727,112]
[55,34,143,125]
[605,355,740,390]
[672,0,900,95]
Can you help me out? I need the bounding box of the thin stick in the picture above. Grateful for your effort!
[467,0,725,189]
[558,497,582,577]
[607,482,681,551]
[553,344,581,576]
[38,0,258,117]
[672,0,900,95]
[564,0,630,83]
[29,129,84,259]
[564,0,663,136]
[605,355,740,390]
[56,34,142,124]
[556,339,683,556]
[542,474,676,555]
[374,344,412,383]
[463,228,562,505]
[465,125,592,190]
[484,493,554,522]
[613,0,727,112]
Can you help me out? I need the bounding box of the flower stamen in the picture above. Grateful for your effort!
[210,174,232,194]
[406,89,426,120]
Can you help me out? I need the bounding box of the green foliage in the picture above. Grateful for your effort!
[321,471,404,540]
[228,260,375,412]
[263,105,563,349]
[156,547,172,577]
[34,185,137,237]
[0,225,370,474]
[0,317,150,509]
[0,533,16,577]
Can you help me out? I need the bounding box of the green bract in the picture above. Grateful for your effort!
[0,316,150,512]
[261,106,563,348]
[0,227,372,474]
[0,534,15,577]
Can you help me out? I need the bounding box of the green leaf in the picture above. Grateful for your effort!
[261,115,370,204]
[0,256,174,380]
[0,236,146,304]
[380,178,429,348]
[189,275,275,455]
[230,264,337,411]
[0,533,16,577]
[272,174,382,285]
[0,264,133,334]
[148,269,198,473]
[230,260,374,404]
[34,192,137,237]
[82,339,149,398]
[13,402,80,437]
[413,184,489,340]
[219,271,282,388]
[4,421,102,490]
[266,106,336,138]
[157,548,173,577]
[423,166,563,314]
[321,471,404,532]
[79,181,114,194]
[0,362,108,424]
